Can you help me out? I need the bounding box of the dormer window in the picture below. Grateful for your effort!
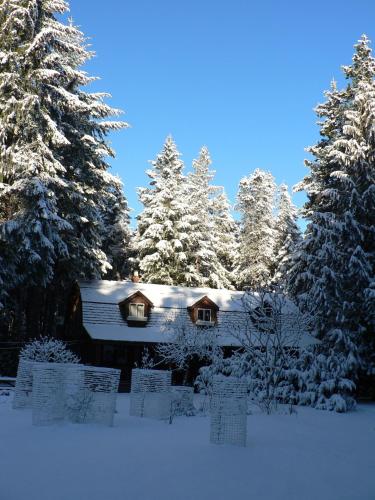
[118,291,154,326]
[187,296,219,327]
[128,303,147,321]
[197,308,213,325]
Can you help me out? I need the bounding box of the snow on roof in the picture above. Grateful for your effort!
[79,280,320,347]
[79,280,246,312]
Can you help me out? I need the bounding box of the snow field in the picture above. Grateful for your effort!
[0,393,374,500]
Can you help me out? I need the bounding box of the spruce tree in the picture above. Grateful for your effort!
[102,176,131,280]
[135,136,199,286]
[235,169,277,289]
[288,35,375,409]
[0,0,128,337]
[273,184,301,285]
[210,189,238,287]
[187,146,235,289]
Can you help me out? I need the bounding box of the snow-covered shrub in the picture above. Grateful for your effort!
[157,312,223,372]
[194,291,354,414]
[20,337,80,364]
[140,347,155,369]
[290,350,356,412]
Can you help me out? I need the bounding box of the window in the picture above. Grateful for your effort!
[187,296,218,327]
[127,303,146,321]
[197,308,212,322]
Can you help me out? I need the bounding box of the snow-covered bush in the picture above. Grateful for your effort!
[287,349,356,413]
[157,312,223,372]
[195,290,324,414]
[20,337,80,364]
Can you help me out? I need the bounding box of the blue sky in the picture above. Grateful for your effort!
[67,0,375,224]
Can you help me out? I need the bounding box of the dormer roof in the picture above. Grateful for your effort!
[187,295,219,311]
[118,291,154,308]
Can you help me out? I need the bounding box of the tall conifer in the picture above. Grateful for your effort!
[187,146,236,289]
[235,169,276,289]
[135,136,199,285]
[288,36,375,409]
[0,0,128,336]
[273,184,301,285]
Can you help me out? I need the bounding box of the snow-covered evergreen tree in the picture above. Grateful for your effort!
[102,176,131,280]
[273,184,301,285]
[0,0,128,337]
[288,35,375,410]
[135,136,199,286]
[210,189,238,286]
[235,169,276,289]
[187,147,236,289]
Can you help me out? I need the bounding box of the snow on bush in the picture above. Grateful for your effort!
[20,337,80,364]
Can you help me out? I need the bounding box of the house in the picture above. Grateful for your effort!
[68,279,319,391]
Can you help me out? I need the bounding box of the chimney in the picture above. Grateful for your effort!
[131,270,141,283]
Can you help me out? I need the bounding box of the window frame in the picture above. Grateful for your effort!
[196,308,215,326]
[127,303,147,321]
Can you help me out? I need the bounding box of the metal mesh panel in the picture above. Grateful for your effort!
[30,363,120,427]
[32,363,66,426]
[81,366,120,426]
[171,386,194,416]
[64,365,120,426]
[130,369,172,419]
[13,359,35,409]
[210,376,247,446]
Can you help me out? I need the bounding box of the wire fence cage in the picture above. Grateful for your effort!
[130,369,172,419]
[12,359,35,409]
[65,366,120,426]
[32,363,67,426]
[171,386,195,416]
[210,376,248,447]
[30,362,120,427]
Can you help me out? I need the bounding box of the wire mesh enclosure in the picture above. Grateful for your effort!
[171,386,195,416]
[69,366,120,426]
[210,376,248,446]
[29,363,120,427]
[130,369,172,419]
[32,363,67,426]
[12,359,36,409]
[63,365,120,426]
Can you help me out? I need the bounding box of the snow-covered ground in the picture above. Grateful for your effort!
[0,392,374,500]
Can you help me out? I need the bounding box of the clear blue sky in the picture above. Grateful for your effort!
[66,0,375,224]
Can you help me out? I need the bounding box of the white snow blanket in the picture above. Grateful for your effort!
[0,394,374,500]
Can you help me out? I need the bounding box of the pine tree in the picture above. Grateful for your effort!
[187,147,236,289]
[135,136,199,286]
[235,169,276,289]
[288,35,375,410]
[210,189,238,286]
[102,176,131,280]
[273,184,301,285]
[0,0,128,337]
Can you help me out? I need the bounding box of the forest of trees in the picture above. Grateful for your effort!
[0,1,374,410]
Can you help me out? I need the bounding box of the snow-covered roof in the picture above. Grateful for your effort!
[79,280,319,348]
[80,280,245,312]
